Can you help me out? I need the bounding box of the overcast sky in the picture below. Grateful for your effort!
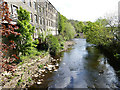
[48,0,120,22]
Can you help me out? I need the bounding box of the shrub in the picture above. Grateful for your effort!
[46,34,60,55]
[56,35,65,49]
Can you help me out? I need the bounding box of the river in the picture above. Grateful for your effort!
[30,38,120,89]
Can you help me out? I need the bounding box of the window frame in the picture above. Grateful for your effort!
[33,1,36,10]
[30,13,33,22]
[12,5,18,15]
[28,0,31,7]
[34,14,37,23]
[39,16,41,24]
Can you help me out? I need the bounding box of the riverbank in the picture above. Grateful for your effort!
[1,40,75,88]
[29,38,119,88]
[62,40,75,51]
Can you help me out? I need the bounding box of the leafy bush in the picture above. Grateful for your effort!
[114,53,120,59]
[56,35,65,49]
[46,34,60,55]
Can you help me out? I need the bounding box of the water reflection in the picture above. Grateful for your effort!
[30,38,119,88]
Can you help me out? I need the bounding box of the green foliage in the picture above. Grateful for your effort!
[62,22,76,40]
[68,19,79,27]
[46,34,60,55]
[28,77,32,82]
[56,35,65,49]
[83,18,120,61]
[95,18,108,27]
[15,7,38,55]
[114,53,120,59]
[74,21,85,33]
[58,13,76,40]
[84,20,114,46]
[17,78,23,86]
[58,13,66,34]
[19,61,24,65]
[38,64,44,69]
[38,29,51,43]
[68,20,86,34]
[20,49,48,61]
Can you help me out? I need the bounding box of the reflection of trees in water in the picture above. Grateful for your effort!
[84,46,118,88]
[85,46,101,70]
[30,39,119,88]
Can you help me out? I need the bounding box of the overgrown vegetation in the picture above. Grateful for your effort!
[68,19,85,38]
[58,13,76,40]
[83,18,120,60]
[46,34,60,55]
[15,7,38,56]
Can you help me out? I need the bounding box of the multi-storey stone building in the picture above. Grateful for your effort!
[3,0,58,39]
[118,1,120,23]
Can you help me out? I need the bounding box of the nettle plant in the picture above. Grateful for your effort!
[0,1,20,72]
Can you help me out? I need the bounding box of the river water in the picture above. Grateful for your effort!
[30,38,120,89]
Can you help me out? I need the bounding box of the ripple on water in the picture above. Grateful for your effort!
[30,38,120,88]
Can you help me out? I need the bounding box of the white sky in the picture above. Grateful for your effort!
[48,0,120,22]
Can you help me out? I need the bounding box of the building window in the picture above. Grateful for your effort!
[49,20,50,26]
[51,21,53,27]
[28,0,31,7]
[21,0,25,3]
[35,14,37,23]
[46,20,48,26]
[46,11,47,16]
[33,2,36,10]
[39,16,41,24]
[43,18,45,25]
[30,13,33,22]
[46,2,47,8]
[40,17,42,25]
[38,5,40,13]
[43,8,44,14]
[12,5,18,15]
[42,18,44,25]
[40,7,42,12]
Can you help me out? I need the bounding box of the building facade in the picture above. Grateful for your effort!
[118,1,120,24]
[3,0,58,39]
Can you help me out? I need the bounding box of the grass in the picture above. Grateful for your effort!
[20,50,48,62]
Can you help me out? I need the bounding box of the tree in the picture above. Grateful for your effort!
[62,22,76,40]
[58,13,67,34]
[84,20,114,46]
[74,21,85,33]
[15,7,37,55]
